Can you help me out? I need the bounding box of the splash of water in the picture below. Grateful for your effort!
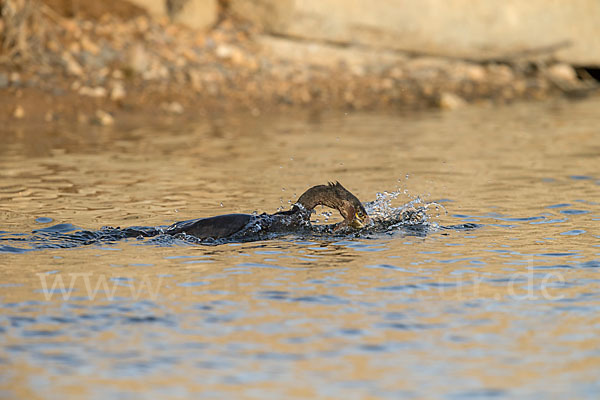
[363,186,446,233]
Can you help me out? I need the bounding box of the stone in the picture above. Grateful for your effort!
[464,65,487,82]
[229,0,600,67]
[94,110,114,126]
[13,105,25,119]
[439,92,467,110]
[80,35,100,55]
[9,72,20,85]
[79,86,108,98]
[546,63,578,82]
[110,82,126,101]
[62,52,83,76]
[215,44,234,59]
[212,44,245,65]
[162,101,184,114]
[127,44,150,74]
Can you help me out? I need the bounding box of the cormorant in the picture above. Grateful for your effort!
[165,182,368,240]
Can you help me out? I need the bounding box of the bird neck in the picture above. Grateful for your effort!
[296,184,341,211]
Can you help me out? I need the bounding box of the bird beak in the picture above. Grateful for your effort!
[349,213,369,229]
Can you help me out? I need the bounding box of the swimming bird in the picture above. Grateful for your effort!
[165,182,369,240]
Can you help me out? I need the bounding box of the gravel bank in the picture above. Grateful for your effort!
[0,0,598,125]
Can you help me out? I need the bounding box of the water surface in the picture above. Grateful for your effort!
[1,98,599,399]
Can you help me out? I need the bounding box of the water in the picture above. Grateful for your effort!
[1,98,599,399]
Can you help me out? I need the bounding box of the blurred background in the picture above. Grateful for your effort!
[1,0,599,124]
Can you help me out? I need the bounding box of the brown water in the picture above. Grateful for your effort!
[1,98,599,399]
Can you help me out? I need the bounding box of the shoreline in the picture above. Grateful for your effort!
[1,1,598,126]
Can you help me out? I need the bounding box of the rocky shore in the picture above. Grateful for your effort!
[1,0,598,126]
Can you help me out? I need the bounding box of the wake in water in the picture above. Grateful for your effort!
[0,185,475,252]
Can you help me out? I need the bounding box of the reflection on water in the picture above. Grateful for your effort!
[1,98,599,399]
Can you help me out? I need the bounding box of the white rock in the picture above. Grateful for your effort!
[95,110,114,126]
[216,44,233,59]
[546,63,578,82]
[62,52,83,77]
[9,72,20,84]
[110,82,126,101]
[127,44,150,74]
[80,35,100,55]
[79,86,108,98]
[229,0,600,66]
[162,101,184,114]
[439,92,467,110]
[465,65,487,82]
[13,105,25,119]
